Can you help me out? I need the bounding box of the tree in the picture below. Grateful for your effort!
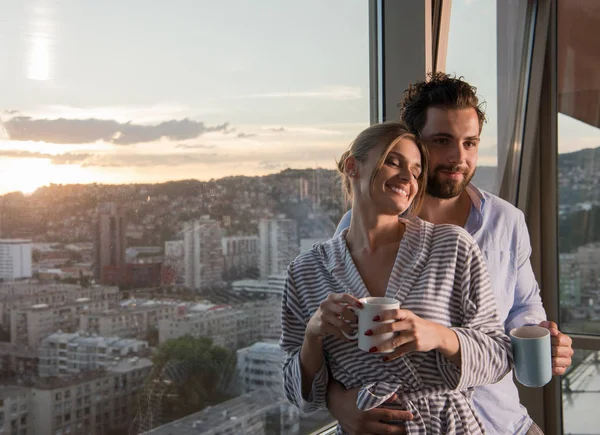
[135,335,235,429]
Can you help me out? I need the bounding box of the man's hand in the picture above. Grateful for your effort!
[539,321,574,376]
[327,381,413,435]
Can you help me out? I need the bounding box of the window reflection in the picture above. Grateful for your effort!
[557,0,600,432]
[0,1,369,434]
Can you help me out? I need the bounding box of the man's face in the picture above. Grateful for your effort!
[419,107,480,199]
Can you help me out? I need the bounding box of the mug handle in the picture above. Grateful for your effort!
[341,305,360,340]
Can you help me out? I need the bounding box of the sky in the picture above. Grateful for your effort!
[0,0,597,195]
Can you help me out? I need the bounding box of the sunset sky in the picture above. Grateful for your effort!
[0,0,597,195]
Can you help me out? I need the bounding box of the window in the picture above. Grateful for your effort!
[557,0,600,433]
[1,0,367,434]
[445,0,500,194]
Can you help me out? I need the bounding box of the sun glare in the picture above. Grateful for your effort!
[0,158,105,195]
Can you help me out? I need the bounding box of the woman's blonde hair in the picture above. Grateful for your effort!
[336,122,429,218]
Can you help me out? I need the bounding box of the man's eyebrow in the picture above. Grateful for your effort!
[428,132,480,141]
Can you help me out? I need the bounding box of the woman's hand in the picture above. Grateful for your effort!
[368,308,460,364]
[306,293,362,341]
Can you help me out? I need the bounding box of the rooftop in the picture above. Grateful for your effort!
[143,389,288,435]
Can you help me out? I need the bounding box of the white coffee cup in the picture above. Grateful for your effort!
[342,296,400,353]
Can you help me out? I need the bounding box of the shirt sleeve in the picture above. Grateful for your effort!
[437,240,514,391]
[334,210,352,237]
[504,210,547,332]
[279,266,329,414]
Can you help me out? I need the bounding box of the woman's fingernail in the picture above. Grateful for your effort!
[372,315,380,321]
[364,329,373,336]
[382,356,389,362]
[369,346,378,353]
[355,302,363,308]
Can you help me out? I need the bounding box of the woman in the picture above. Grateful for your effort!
[280,122,513,434]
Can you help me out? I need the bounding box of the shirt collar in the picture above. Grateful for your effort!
[465,182,485,212]
[464,183,486,236]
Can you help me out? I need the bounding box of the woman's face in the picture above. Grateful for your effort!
[354,138,422,216]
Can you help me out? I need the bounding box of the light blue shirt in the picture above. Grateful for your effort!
[334,183,547,435]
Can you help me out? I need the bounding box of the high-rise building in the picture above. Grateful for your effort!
[221,235,259,279]
[259,218,299,279]
[183,217,223,290]
[0,239,32,281]
[235,341,285,395]
[94,203,126,286]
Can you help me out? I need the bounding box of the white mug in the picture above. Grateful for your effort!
[342,296,400,353]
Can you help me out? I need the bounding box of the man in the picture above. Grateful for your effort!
[329,73,574,435]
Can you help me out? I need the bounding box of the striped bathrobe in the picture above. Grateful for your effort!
[280,218,513,434]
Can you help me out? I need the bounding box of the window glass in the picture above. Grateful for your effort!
[557,0,600,432]
[445,0,499,193]
[0,1,369,433]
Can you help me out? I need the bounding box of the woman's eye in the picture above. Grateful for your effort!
[386,159,400,167]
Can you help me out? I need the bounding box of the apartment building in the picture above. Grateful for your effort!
[158,300,281,350]
[141,388,299,435]
[0,282,119,329]
[39,332,148,377]
[10,299,112,348]
[235,341,285,395]
[0,239,32,281]
[80,303,178,339]
[30,357,152,435]
[0,386,31,435]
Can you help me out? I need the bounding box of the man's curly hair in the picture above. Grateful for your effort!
[399,72,487,136]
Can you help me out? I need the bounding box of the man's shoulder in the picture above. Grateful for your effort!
[476,187,525,223]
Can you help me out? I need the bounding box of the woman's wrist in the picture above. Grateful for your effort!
[436,324,460,359]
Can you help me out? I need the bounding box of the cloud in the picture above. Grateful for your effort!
[174,144,216,149]
[237,132,256,138]
[0,150,91,165]
[267,127,286,133]
[0,148,228,168]
[85,153,225,168]
[238,86,362,101]
[1,116,231,145]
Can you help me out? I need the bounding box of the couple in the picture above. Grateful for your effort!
[280,73,574,434]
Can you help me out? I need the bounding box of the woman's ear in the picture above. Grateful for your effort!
[345,156,359,178]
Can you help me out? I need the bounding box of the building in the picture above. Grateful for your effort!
[38,331,148,377]
[163,240,184,283]
[235,341,285,395]
[10,299,111,348]
[221,235,259,280]
[94,203,126,286]
[158,304,236,349]
[0,239,32,281]
[0,343,39,381]
[258,218,299,279]
[80,303,179,339]
[29,357,152,435]
[0,282,119,330]
[183,218,224,291]
[0,386,31,435]
[158,300,281,349]
[140,388,299,435]
[231,274,286,298]
[559,253,582,310]
[120,262,163,289]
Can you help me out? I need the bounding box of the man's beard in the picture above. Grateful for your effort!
[427,166,475,199]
